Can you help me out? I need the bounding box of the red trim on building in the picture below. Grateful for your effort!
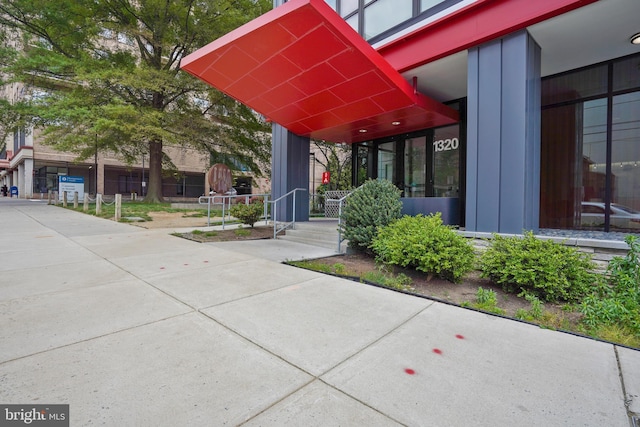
[377,0,598,73]
[180,0,458,143]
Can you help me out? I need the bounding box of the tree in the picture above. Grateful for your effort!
[0,0,272,202]
[312,140,352,191]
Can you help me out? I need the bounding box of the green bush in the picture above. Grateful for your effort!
[580,235,640,334]
[479,232,598,302]
[339,179,402,253]
[229,202,263,227]
[370,213,474,283]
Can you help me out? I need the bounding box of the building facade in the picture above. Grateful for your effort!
[151,0,640,234]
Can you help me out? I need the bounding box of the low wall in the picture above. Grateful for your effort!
[460,231,631,273]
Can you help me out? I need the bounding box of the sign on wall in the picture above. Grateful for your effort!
[58,176,85,201]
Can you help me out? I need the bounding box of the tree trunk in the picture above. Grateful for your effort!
[145,139,164,203]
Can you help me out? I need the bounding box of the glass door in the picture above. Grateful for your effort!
[431,125,460,197]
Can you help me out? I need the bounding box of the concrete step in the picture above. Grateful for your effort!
[284,228,339,244]
[276,220,346,252]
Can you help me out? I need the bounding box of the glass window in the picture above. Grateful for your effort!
[377,141,396,185]
[432,126,460,197]
[355,144,374,186]
[421,0,445,12]
[345,14,359,33]
[363,0,412,40]
[404,137,427,197]
[541,65,608,106]
[541,99,608,230]
[324,0,337,11]
[611,91,640,230]
[613,55,640,93]
[340,0,358,16]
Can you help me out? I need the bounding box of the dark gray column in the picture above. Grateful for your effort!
[271,123,310,222]
[466,30,541,234]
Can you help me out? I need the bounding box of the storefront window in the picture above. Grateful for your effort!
[611,91,640,230]
[541,53,640,233]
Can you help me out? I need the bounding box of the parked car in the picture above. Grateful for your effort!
[580,202,640,230]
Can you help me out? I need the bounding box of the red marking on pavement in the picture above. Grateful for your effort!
[455,334,464,339]
[404,368,415,375]
[433,348,442,355]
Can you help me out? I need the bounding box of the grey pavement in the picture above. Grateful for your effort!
[0,197,638,426]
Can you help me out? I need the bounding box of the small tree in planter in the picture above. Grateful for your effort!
[230,202,264,228]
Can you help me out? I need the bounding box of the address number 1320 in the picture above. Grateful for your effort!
[433,138,459,152]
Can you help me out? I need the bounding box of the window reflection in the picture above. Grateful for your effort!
[611,91,640,230]
[364,0,412,40]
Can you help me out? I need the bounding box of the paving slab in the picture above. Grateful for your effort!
[147,258,322,309]
[322,302,629,427]
[70,230,201,258]
[0,230,79,254]
[0,313,312,426]
[618,346,640,416]
[0,279,190,362]
[107,246,254,279]
[203,276,433,376]
[206,239,338,262]
[0,259,131,301]
[244,380,402,426]
[0,245,103,272]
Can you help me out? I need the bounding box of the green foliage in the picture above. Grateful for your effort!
[0,0,273,201]
[311,141,352,191]
[339,179,402,253]
[580,235,640,335]
[463,287,505,315]
[230,202,263,228]
[371,213,474,283]
[234,227,251,237]
[480,232,598,302]
[332,263,347,275]
[361,268,414,292]
[516,294,544,321]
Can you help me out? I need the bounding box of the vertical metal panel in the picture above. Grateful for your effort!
[271,123,310,222]
[476,39,502,232]
[500,31,527,233]
[465,47,479,231]
[466,30,541,234]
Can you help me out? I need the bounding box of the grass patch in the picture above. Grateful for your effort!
[234,228,251,237]
[65,201,221,221]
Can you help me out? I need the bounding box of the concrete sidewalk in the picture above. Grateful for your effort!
[0,198,638,426]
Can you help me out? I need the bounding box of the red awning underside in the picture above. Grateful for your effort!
[180,0,458,144]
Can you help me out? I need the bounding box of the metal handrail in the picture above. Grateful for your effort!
[198,193,270,228]
[325,184,364,253]
[268,188,307,238]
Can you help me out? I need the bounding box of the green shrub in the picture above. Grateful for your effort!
[580,235,640,333]
[479,232,598,302]
[370,213,474,283]
[462,287,505,315]
[229,202,263,227]
[339,179,402,253]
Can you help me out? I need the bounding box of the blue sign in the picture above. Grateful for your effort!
[58,176,85,201]
[59,176,84,184]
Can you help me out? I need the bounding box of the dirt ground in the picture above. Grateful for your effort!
[134,211,221,229]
